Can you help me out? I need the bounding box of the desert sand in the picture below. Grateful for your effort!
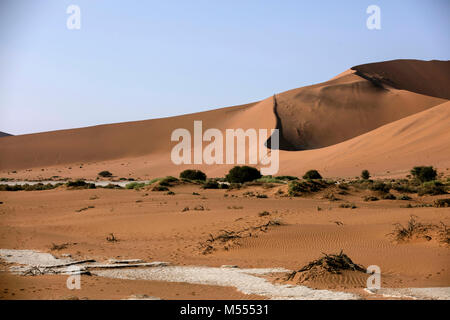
[0,59,449,300]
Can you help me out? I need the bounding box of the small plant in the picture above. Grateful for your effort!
[192,192,200,195]
[158,176,179,186]
[370,181,391,193]
[287,179,329,196]
[125,182,146,190]
[397,194,412,200]
[167,191,175,195]
[51,243,69,251]
[66,180,96,189]
[227,205,243,209]
[302,170,322,180]
[382,193,396,200]
[98,171,113,178]
[389,215,431,242]
[180,169,207,181]
[434,198,450,208]
[339,203,357,209]
[181,207,190,212]
[258,211,270,217]
[153,185,169,191]
[256,194,268,198]
[418,181,446,196]
[411,166,437,182]
[364,195,379,202]
[106,233,118,242]
[361,170,370,180]
[323,192,339,201]
[202,180,220,189]
[225,166,262,183]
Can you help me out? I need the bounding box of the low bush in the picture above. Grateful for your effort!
[361,170,370,180]
[201,180,220,189]
[0,183,63,191]
[288,179,329,197]
[302,170,322,180]
[98,171,113,178]
[180,169,207,181]
[225,166,261,183]
[363,195,379,202]
[434,198,450,208]
[125,182,146,190]
[370,181,391,193]
[411,166,437,183]
[66,180,96,189]
[158,176,179,186]
[418,181,446,196]
[152,185,169,191]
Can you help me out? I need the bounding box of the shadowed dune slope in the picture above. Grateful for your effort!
[352,59,450,100]
[0,132,12,138]
[277,100,450,177]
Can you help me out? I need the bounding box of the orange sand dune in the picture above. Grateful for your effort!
[0,59,449,179]
[352,59,450,99]
[275,60,448,150]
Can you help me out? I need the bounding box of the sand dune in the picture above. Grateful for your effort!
[0,132,12,138]
[352,59,450,100]
[0,59,448,179]
[275,67,446,150]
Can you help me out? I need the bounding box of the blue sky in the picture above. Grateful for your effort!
[1,0,449,135]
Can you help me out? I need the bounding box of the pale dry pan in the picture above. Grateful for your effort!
[2,249,449,300]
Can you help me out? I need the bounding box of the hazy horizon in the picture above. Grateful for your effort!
[1,0,449,135]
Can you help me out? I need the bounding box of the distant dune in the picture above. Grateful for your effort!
[0,132,12,138]
[0,59,449,179]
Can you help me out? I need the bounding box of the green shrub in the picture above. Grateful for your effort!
[66,180,96,189]
[0,183,63,191]
[364,195,379,202]
[288,179,329,196]
[152,185,169,191]
[418,181,446,196]
[275,176,298,181]
[98,171,113,178]
[391,180,418,193]
[382,193,396,200]
[180,169,206,181]
[225,166,261,183]
[397,195,412,201]
[158,176,179,186]
[202,180,220,189]
[361,170,370,180]
[125,182,146,190]
[411,166,437,182]
[101,183,123,189]
[370,181,391,193]
[434,199,450,208]
[302,170,322,180]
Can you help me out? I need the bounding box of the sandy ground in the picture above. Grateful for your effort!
[0,183,449,299]
[0,272,264,300]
